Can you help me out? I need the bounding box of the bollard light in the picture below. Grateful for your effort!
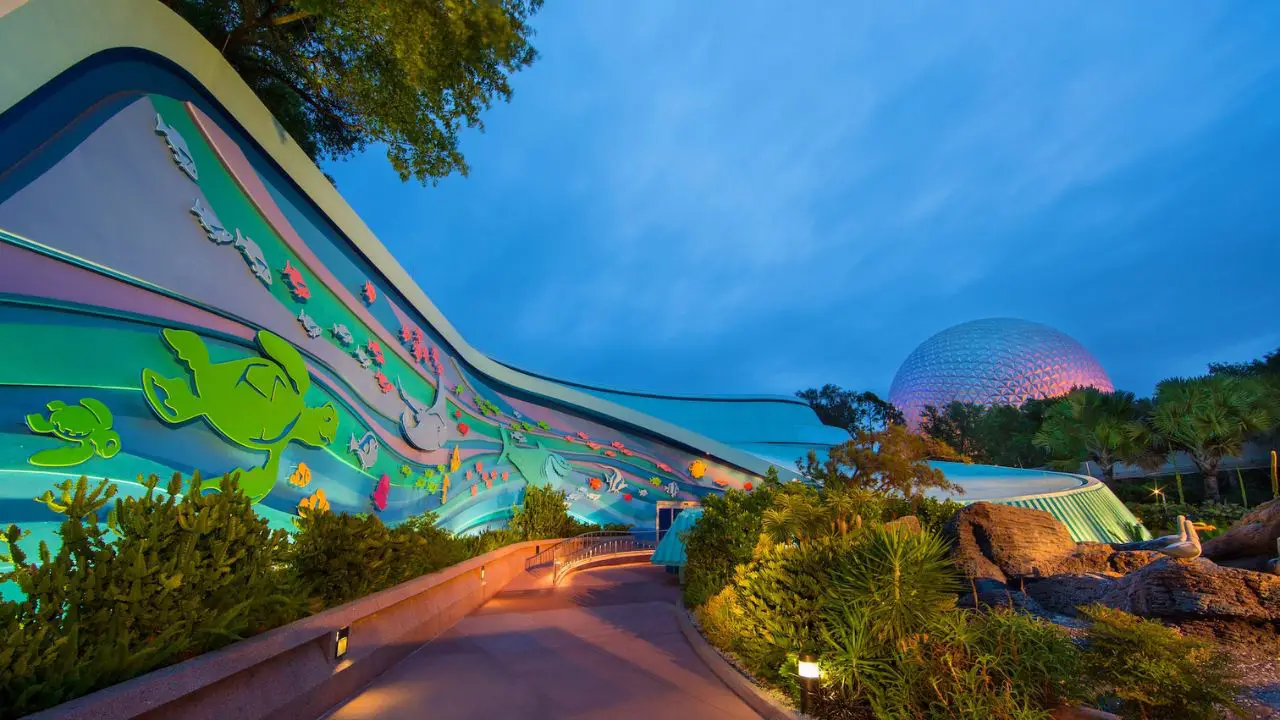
[797,654,820,714]
[334,626,350,660]
[797,657,820,679]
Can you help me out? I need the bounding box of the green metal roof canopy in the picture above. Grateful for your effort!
[651,508,703,567]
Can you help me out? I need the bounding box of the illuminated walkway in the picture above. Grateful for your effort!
[324,564,761,720]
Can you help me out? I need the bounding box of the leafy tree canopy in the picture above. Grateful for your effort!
[166,0,543,184]
[796,384,904,435]
[1032,388,1159,483]
[800,425,966,501]
[918,401,989,460]
[1208,345,1280,379]
[1150,374,1274,503]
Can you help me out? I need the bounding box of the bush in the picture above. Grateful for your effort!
[682,479,777,608]
[882,495,964,533]
[1078,605,1241,720]
[0,474,299,719]
[289,509,474,609]
[508,484,595,540]
[731,536,849,685]
[1123,502,1247,539]
[695,585,743,652]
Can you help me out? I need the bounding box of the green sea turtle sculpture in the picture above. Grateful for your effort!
[25,398,121,467]
[140,328,338,502]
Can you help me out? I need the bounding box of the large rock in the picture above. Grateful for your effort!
[1097,557,1280,624]
[1055,543,1162,575]
[1202,497,1280,562]
[944,503,1077,583]
[1023,574,1117,616]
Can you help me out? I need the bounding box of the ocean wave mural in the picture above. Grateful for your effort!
[0,61,774,572]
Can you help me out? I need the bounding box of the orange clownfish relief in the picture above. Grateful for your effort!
[361,281,377,304]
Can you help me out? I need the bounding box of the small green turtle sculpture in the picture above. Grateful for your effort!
[141,328,338,502]
[25,398,121,467]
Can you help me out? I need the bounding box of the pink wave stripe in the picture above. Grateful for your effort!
[185,104,440,393]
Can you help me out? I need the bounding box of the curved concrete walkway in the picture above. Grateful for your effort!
[323,563,761,720]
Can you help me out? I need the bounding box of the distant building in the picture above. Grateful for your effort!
[889,318,1113,428]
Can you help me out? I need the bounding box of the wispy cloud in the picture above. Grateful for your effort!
[331,0,1280,396]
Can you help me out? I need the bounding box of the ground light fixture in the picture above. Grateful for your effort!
[797,654,820,714]
[334,626,350,660]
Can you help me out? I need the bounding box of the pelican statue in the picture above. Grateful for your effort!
[1155,515,1201,560]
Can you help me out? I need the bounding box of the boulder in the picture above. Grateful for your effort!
[1097,557,1280,624]
[884,515,922,534]
[1202,498,1280,562]
[1023,574,1117,616]
[1055,543,1162,575]
[944,502,1076,584]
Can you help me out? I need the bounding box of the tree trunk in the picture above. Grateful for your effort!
[1199,458,1222,504]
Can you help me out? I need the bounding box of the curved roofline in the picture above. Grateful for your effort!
[489,357,810,405]
[0,0,794,479]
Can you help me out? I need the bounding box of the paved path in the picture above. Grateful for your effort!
[324,563,760,720]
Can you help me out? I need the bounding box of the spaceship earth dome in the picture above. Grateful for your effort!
[888,318,1113,428]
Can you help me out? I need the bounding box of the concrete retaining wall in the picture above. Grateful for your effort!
[30,540,552,720]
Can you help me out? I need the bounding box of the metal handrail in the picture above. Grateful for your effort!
[550,530,658,584]
[524,530,637,572]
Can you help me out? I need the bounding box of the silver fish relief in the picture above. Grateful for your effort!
[233,229,272,286]
[348,431,380,471]
[353,345,373,369]
[298,309,323,338]
[331,323,354,346]
[664,481,679,497]
[398,373,451,452]
[638,489,649,497]
[155,113,197,181]
[190,199,234,244]
[605,468,626,495]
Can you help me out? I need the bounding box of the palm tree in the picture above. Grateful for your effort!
[1033,388,1155,484]
[1150,375,1274,503]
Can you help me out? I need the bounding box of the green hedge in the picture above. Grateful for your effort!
[0,473,591,718]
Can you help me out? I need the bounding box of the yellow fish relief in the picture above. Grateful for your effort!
[297,488,329,517]
[288,462,312,488]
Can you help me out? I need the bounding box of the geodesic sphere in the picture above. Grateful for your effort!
[889,318,1113,428]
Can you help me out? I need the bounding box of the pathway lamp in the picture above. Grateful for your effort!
[334,626,350,661]
[797,654,820,714]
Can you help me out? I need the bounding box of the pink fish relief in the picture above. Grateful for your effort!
[373,371,393,393]
[411,340,429,363]
[361,281,377,304]
[367,340,384,365]
[399,326,413,343]
[281,261,310,300]
[371,474,390,511]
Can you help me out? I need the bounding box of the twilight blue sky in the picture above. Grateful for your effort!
[327,1,1280,399]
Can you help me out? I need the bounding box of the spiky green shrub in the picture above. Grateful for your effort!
[695,585,744,652]
[820,606,1084,719]
[0,473,298,719]
[827,524,960,646]
[1079,605,1241,720]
